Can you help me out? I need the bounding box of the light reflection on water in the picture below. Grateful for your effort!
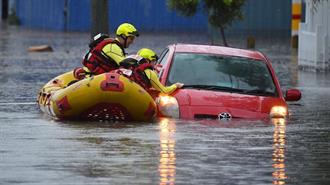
[272,118,287,185]
[1,25,330,184]
[158,118,176,185]
[157,118,292,185]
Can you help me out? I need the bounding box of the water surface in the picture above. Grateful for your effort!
[1,24,329,185]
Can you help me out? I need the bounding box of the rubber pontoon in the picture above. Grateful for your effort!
[37,71,157,122]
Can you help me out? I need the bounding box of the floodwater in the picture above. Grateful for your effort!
[1,23,330,185]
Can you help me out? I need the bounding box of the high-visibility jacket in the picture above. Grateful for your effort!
[119,55,178,94]
[82,37,125,75]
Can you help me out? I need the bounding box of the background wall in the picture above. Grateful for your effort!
[7,0,291,36]
[15,0,66,30]
[0,0,3,20]
[227,0,291,37]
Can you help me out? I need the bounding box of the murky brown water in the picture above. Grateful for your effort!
[1,23,330,185]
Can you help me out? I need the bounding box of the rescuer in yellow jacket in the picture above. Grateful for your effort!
[74,23,139,79]
[119,48,184,95]
[138,48,184,94]
[101,23,138,65]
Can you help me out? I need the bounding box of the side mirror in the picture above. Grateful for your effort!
[285,89,301,101]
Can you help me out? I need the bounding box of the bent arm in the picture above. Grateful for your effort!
[144,69,177,94]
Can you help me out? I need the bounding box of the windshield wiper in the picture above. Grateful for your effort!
[182,85,276,96]
[243,89,276,96]
[183,85,244,93]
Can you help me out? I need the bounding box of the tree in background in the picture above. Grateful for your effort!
[91,0,109,38]
[167,0,245,46]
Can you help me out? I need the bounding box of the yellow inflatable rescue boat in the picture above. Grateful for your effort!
[37,71,157,122]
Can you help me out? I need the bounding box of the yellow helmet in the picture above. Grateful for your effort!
[137,48,159,61]
[116,23,139,37]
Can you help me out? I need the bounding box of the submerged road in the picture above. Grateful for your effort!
[1,24,330,185]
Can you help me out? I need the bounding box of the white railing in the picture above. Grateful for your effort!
[298,0,330,71]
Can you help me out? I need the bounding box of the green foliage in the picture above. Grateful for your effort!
[167,0,245,46]
[167,0,200,17]
[204,0,244,29]
[167,0,244,28]
[8,8,20,25]
[223,0,233,6]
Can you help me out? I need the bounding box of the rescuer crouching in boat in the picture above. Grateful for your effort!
[73,23,139,80]
[117,48,184,96]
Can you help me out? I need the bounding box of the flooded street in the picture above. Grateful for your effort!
[1,24,330,185]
